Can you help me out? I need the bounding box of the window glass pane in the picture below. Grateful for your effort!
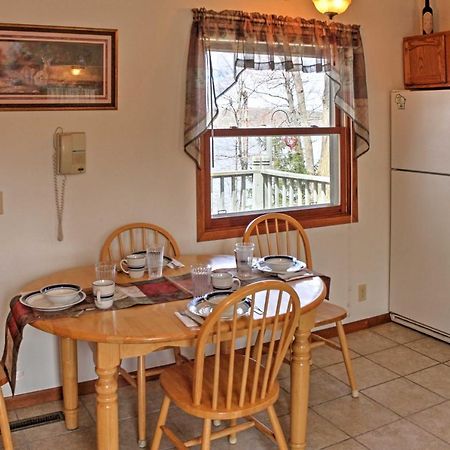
[212,52,330,129]
[210,134,339,217]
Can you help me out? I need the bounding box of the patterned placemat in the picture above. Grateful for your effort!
[1,276,192,393]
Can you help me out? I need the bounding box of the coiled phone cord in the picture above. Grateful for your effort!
[53,127,67,241]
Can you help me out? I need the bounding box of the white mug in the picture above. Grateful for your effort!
[120,254,146,274]
[211,272,241,291]
[126,267,145,279]
[92,280,115,309]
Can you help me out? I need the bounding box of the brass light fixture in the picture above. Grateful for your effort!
[312,0,352,19]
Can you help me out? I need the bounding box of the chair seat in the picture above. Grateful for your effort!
[160,354,280,420]
[314,301,347,327]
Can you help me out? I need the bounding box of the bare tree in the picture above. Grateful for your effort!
[217,66,327,175]
[317,75,330,177]
[290,72,315,174]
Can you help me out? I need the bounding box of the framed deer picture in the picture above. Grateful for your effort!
[0,24,117,110]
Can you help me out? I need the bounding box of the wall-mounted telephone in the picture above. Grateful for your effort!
[52,127,87,241]
[56,132,86,174]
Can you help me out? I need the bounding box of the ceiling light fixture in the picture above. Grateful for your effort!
[312,0,352,20]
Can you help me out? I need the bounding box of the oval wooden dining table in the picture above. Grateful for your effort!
[22,254,326,450]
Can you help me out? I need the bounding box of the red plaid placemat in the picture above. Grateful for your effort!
[2,276,192,393]
[165,273,194,295]
[0,295,84,393]
[126,277,192,303]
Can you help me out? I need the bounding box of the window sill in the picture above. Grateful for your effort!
[197,210,356,242]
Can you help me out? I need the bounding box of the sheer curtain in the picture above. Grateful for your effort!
[184,8,370,166]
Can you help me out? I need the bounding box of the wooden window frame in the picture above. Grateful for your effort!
[196,110,358,242]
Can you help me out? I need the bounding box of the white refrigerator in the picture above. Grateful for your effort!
[390,90,450,342]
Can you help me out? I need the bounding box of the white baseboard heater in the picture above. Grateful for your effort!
[390,313,450,344]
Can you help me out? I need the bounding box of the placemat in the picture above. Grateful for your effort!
[1,276,192,393]
[167,269,330,298]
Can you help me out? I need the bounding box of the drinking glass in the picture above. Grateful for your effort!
[95,263,116,283]
[191,264,212,298]
[146,244,164,279]
[234,242,255,279]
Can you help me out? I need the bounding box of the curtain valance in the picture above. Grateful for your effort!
[185,8,370,166]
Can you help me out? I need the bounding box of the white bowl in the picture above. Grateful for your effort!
[204,291,231,306]
[263,256,295,272]
[40,284,82,304]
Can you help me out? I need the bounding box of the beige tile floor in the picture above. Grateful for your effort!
[4,322,450,449]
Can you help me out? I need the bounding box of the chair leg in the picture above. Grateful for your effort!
[200,419,212,450]
[229,418,237,444]
[173,347,183,365]
[336,321,359,398]
[150,395,171,450]
[0,390,13,450]
[267,405,288,450]
[137,356,147,447]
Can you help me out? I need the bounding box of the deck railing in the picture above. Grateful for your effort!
[211,168,330,215]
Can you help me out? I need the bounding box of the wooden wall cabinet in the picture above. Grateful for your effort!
[403,32,450,88]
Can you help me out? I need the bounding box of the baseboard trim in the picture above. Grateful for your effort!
[5,375,132,410]
[5,312,391,410]
[314,313,391,339]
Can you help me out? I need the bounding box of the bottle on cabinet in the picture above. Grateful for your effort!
[422,0,434,35]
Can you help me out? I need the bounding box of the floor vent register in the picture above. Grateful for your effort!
[10,411,65,432]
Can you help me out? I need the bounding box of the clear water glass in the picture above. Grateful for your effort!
[95,263,116,283]
[191,264,212,298]
[146,244,164,279]
[234,242,255,278]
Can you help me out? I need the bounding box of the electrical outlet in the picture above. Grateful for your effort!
[358,284,367,302]
[16,370,24,380]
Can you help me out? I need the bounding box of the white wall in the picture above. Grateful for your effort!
[0,0,427,394]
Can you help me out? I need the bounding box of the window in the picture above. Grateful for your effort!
[196,52,356,241]
[186,9,369,241]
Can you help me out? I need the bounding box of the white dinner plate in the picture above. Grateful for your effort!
[255,257,306,274]
[187,291,250,319]
[20,290,86,312]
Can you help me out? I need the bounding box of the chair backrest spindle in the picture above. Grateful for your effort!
[243,213,312,269]
[100,222,180,264]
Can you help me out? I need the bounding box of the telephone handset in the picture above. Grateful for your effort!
[52,127,86,241]
[56,132,86,174]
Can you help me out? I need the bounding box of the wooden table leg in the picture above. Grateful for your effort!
[60,337,78,430]
[289,310,316,450]
[95,343,120,450]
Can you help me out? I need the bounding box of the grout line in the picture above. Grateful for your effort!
[322,437,371,449]
[309,352,450,441]
[311,391,402,440]
[403,407,450,447]
[404,364,450,399]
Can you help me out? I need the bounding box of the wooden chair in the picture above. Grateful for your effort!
[150,280,301,450]
[100,222,183,447]
[0,366,13,450]
[99,222,180,264]
[243,213,358,398]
